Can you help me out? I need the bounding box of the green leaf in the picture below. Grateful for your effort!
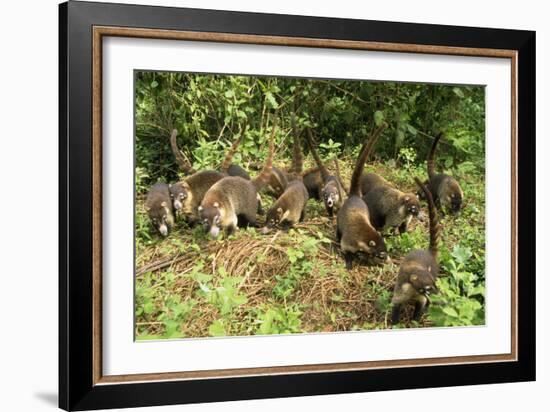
[208,320,226,336]
[442,307,459,317]
[224,89,235,98]
[150,80,158,88]
[265,92,278,109]
[452,87,465,98]
[374,110,385,126]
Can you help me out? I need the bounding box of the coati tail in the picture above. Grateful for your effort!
[427,132,443,180]
[253,115,277,190]
[169,129,195,175]
[288,112,304,179]
[349,123,387,197]
[414,177,441,258]
[333,158,349,195]
[220,120,247,174]
[305,127,330,181]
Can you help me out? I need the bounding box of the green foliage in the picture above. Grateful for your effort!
[135,72,485,192]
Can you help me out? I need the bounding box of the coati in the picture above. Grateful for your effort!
[302,160,347,200]
[362,173,421,234]
[169,128,250,179]
[168,127,249,223]
[304,128,347,217]
[336,124,388,270]
[265,115,309,230]
[425,132,463,214]
[198,117,277,238]
[145,182,175,237]
[264,166,289,198]
[391,178,441,325]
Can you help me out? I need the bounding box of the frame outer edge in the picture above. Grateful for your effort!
[59,2,69,410]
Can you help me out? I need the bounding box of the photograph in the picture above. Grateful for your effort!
[134,72,486,340]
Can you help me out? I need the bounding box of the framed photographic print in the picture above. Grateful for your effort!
[59,1,535,410]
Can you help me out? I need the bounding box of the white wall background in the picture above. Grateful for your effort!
[0,1,545,411]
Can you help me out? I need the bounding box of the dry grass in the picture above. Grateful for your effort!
[134,159,485,339]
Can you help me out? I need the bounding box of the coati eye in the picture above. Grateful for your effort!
[368,240,376,247]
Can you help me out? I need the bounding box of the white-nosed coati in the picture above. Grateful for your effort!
[265,114,309,230]
[391,177,441,325]
[198,117,277,238]
[303,159,347,200]
[361,173,421,234]
[304,128,347,217]
[168,127,249,224]
[336,124,388,270]
[145,182,175,237]
[425,132,463,214]
[169,128,251,180]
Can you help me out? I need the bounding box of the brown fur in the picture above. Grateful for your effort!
[362,173,421,234]
[199,116,277,238]
[426,132,464,214]
[145,182,175,237]
[304,128,346,216]
[336,123,388,270]
[169,129,195,175]
[391,178,441,324]
[169,170,224,223]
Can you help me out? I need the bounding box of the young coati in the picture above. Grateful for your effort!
[305,128,347,217]
[336,124,388,270]
[168,127,249,223]
[391,178,441,325]
[425,132,463,214]
[362,173,421,234]
[169,128,250,179]
[198,118,277,238]
[303,160,347,200]
[145,182,175,237]
[265,116,309,230]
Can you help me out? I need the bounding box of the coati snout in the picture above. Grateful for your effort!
[402,194,421,217]
[197,203,222,238]
[145,182,175,237]
[169,182,189,211]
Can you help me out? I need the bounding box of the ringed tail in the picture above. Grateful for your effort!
[414,177,441,258]
[305,127,330,181]
[169,129,195,175]
[427,132,443,180]
[349,123,387,197]
[253,114,277,190]
[220,120,248,173]
[289,112,304,179]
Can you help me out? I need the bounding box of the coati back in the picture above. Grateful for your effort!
[199,117,277,238]
[391,178,441,325]
[145,182,175,237]
[426,132,464,214]
[265,120,309,230]
[302,167,323,200]
[305,128,346,217]
[336,124,387,270]
[362,173,421,234]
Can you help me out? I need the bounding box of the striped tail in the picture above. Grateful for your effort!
[349,123,387,197]
[253,115,277,191]
[220,120,247,174]
[427,132,443,180]
[169,129,195,175]
[305,127,330,181]
[414,177,441,259]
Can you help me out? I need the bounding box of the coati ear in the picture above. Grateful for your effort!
[161,201,167,207]
[213,202,219,208]
[368,240,376,247]
[144,205,151,212]
[198,205,203,212]
[277,207,283,214]
[404,196,410,202]
[410,274,418,281]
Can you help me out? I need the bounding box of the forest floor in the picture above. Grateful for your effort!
[134,159,485,340]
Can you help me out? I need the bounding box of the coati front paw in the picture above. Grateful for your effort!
[344,253,354,270]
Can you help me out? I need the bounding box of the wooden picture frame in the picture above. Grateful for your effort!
[59,1,535,410]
